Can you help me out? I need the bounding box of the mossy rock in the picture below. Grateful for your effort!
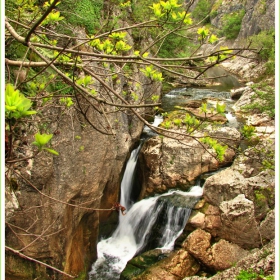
[120,249,169,280]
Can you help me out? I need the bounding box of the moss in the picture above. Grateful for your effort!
[120,263,145,280]
[121,249,169,280]
[254,190,267,207]
[75,270,88,280]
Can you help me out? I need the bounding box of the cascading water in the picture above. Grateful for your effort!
[120,143,143,211]
[89,187,202,280]
[89,134,202,280]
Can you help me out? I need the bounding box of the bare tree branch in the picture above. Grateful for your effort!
[5,246,76,279]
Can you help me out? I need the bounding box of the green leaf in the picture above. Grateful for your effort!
[34,133,53,146]
[5,83,37,119]
[209,34,218,44]
[200,102,208,113]
[43,148,59,155]
[216,103,226,114]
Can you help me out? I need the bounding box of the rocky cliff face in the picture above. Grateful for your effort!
[208,0,274,38]
[5,43,161,280]
[139,125,239,198]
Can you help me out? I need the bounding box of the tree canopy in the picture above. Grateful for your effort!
[5,0,254,163]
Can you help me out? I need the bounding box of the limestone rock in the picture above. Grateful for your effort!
[203,168,251,207]
[187,211,205,229]
[230,86,248,100]
[184,229,248,271]
[219,194,261,248]
[140,126,240,197]
[259,210,275,241]
[238,0,275,39]
[126,249,200,280]
[184,240,275,280]
[210,239,248,271]
[5,188,19,220]
[183,229,211,261]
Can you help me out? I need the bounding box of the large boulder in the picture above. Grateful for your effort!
[202,165,274,249]
[219,194,261,248]
[183,239,275,280]
[139,126,240,198]
[126,249,200,280]
[184,229,248,271]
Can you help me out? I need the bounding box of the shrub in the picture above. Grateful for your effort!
[236,269,274,280]
[59,0,103,35]
[242,82,275,119]
[219,9,245,39]
[249,30,275,75]
[192,0,212,23]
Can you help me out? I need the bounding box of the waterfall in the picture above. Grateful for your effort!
[120,143,143,210]
[89,187,202,279]
[89,115,202,280]
[142,115,163,135]
[225,112,239,128]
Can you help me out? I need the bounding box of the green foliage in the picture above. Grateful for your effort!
[197,27,219,45]
[140,65,164,81]
[76,75,93,87]
[5,84,37,119]
[42,10,64,25]
[60,97,74,107]
[151,95,160,102]
[149,0,183,19]
[200,136,227,161]
[249,30,275,75]
[32,133,59,155]
[173,118,182,127]
[191,0,212,23]
[157,32,195,58]
[242,83,275,118]
[59,0,103,35]
[88,32,132,54]
[183,113,200,132]
[241,125,256,139]
[219,9,245,39]
[216,103,226,114]
[236,269,274,280]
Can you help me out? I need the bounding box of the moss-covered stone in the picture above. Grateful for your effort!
[120,249,169,280]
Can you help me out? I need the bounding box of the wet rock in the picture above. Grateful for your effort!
[131,249,200,280]
[120,249,170,280]
[230,86,247,100]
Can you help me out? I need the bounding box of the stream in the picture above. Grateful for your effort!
[89,85,241,280]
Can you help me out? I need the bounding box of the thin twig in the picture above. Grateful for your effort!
[25,0,61,44]
[5,246,76,279]
[14,170,114,212]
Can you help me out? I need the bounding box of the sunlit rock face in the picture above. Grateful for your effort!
[5,59,161,279]
[139,125,240,198]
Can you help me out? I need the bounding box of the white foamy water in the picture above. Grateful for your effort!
[226,112,239,128]
[89,186,202,280]
[89,117,202,279]
[143,114,163,135]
